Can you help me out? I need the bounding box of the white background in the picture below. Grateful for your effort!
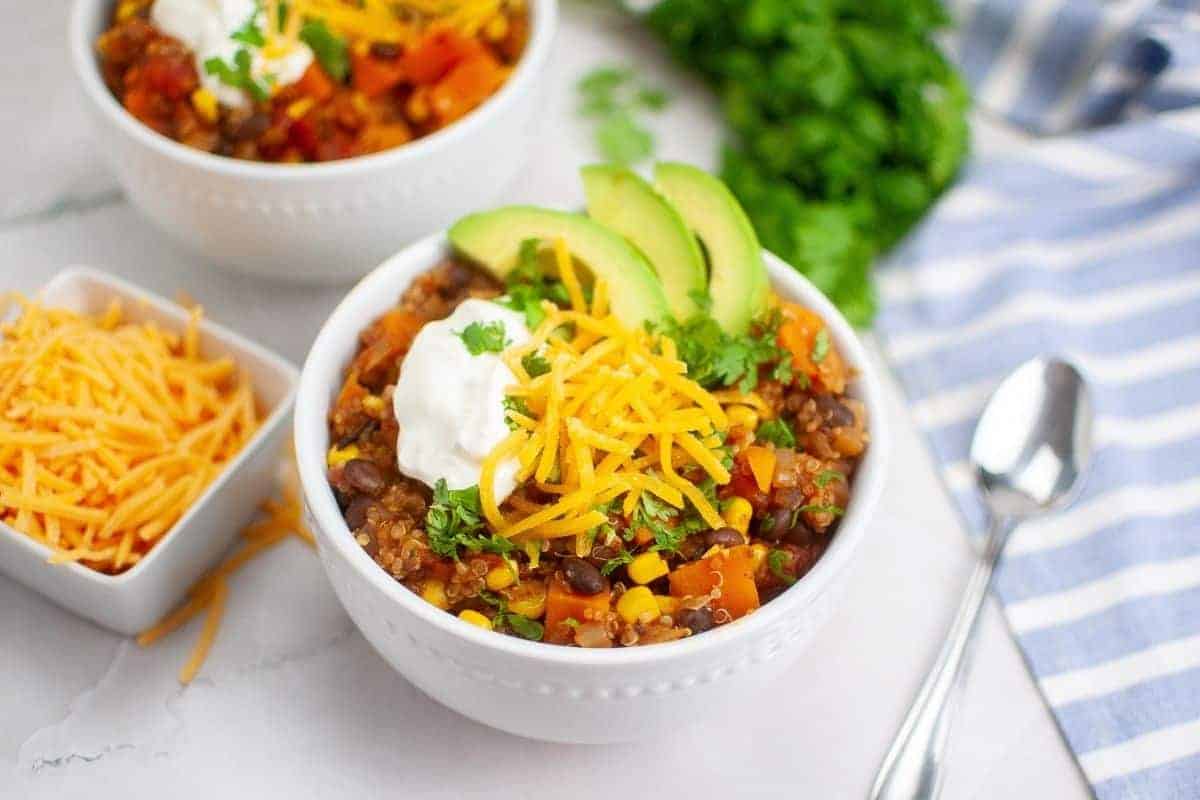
[2,3,1090,797]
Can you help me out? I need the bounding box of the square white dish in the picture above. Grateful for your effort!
[0,267,298,635]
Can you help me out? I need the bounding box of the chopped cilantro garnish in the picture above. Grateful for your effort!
[796,503,845,517]
[600,549,634,576]
[299,19,349,82]
[479,590,544,641]
[204,49,271,102]
[657,309,792,394]
[815,469,845,488]
[424,479,514,559]
[455,320,509,355]
[767,549,796,585]
[811,329,830,364]
[502,395,531,430]
[756,418,796,448]
[496,239,571,328]
[230,12,266,46]
[521,352,551,378]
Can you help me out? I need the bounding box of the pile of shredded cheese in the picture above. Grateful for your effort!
[483,240,750,554]
[0,295,258,573]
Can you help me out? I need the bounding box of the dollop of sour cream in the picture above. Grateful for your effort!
[151,0,314,109]
[392,299,532,501]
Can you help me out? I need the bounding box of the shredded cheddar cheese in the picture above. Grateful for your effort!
[481,240,734,547]
[0,295,259,574]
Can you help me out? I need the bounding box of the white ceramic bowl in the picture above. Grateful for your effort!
[68,0,558,284]
[0,268,298,635]
[295,235,889,743]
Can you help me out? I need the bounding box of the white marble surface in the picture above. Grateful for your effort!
[2,3,1089,798]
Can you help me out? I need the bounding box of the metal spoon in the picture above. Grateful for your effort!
[870,357,1093,800]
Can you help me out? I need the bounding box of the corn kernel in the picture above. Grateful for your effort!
[190,88,219,124]
[458,609,492,630]
[486,564,516,591]
[405,89,430,124]
[327,444,359,468]
[421,578,449,610]
[722,497,754,536]
[484,14,509,41]
[115,0,143,22]
[727,405,759,432]
[628,551,669,585]
[654,595,679,615]
[286,97,317,120]
[524,539,542,569]
[616,586,659,624]
[361,394,384,412]
[749,544,769,573]
[508,594,546,619]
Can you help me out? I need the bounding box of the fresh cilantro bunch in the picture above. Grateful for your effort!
[656,311,792,394]
[425,480,515,559]
[646,0,970,325]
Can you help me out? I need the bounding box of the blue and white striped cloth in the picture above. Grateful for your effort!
[877,3,1200,798]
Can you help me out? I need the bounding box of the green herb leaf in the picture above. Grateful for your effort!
[811,329,830,364]
[796,503,845,517]
[231,11,266,46]
[502,395,532,431]
[595,110,654,166]
[504,614,545,641]
[521,352,551,378]
[577,64,670,165]
[687,288,713,313]
[600,549,634,576]
[767,549,796,585]
[755,418,796,448]
[299,19,349,82]
[204,49,271,102]
[657,309,791,395]
[455,320,509,355]
[496,239,572,328]
[815,469,845,487]
[425,479,514,559]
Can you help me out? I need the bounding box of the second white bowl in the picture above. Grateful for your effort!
[68,0,558,284]
[294,232,889,743]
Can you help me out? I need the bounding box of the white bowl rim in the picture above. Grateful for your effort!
[68,0,559,181]
[295,229,890,666]
[0,266,300,587]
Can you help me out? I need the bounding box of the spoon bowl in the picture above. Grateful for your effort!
[971,357,1093,518]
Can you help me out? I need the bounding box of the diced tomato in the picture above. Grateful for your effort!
[138,52,197,100]
[295,62,336,102]
[351,50,406,98]
[287,115,321,160]
[401,30,484,85]
[429,53,505,124]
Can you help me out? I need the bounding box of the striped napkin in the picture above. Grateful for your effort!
[876,3,1200,797]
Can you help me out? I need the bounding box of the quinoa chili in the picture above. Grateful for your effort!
[96,0,529,163]
[325,259,869,648]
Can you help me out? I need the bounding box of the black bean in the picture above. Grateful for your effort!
[677,607,714,634]
[231,112,270,142]
[705,527,744,548]
[562,557,606,595]
[757,508,793,543]
[370,41,401,59]
[784,516,817,547]
[344,494,378,530]
[815,394,854,427]
[344,459,386,495]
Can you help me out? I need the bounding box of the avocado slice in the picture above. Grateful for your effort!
[654,162,769,335]
[581,164,707,321]
[448,206,670,329]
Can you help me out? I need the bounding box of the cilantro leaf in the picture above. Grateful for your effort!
[299,19,349,82]
[231,12,266,46]
[767,549,796,585]
[425,479,514,559]
[521,352,551,378]
[815,469,845,487]
[577,64,670,165]
[658,309,792,394]
[595,110,654,166]
[479,589,544,640]
[756,418,796,448]
[600,549,634,576]
[455,320,509,355]
[502,395,531,430]
[204,49,271,102]
[796,503,845,517]
[811,328,830,364]
[495,239,571,328]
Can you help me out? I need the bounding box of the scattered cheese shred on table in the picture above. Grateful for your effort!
[487,239,742,551]
[137,461,315,684]
[0,294,259,573]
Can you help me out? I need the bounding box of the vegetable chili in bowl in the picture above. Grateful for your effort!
[97,0,530,162]
[322,165,868,648]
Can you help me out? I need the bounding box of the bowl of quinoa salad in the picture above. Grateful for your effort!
[295,225,888,742]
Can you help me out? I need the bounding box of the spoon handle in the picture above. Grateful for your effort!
[869,516,1016,800]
